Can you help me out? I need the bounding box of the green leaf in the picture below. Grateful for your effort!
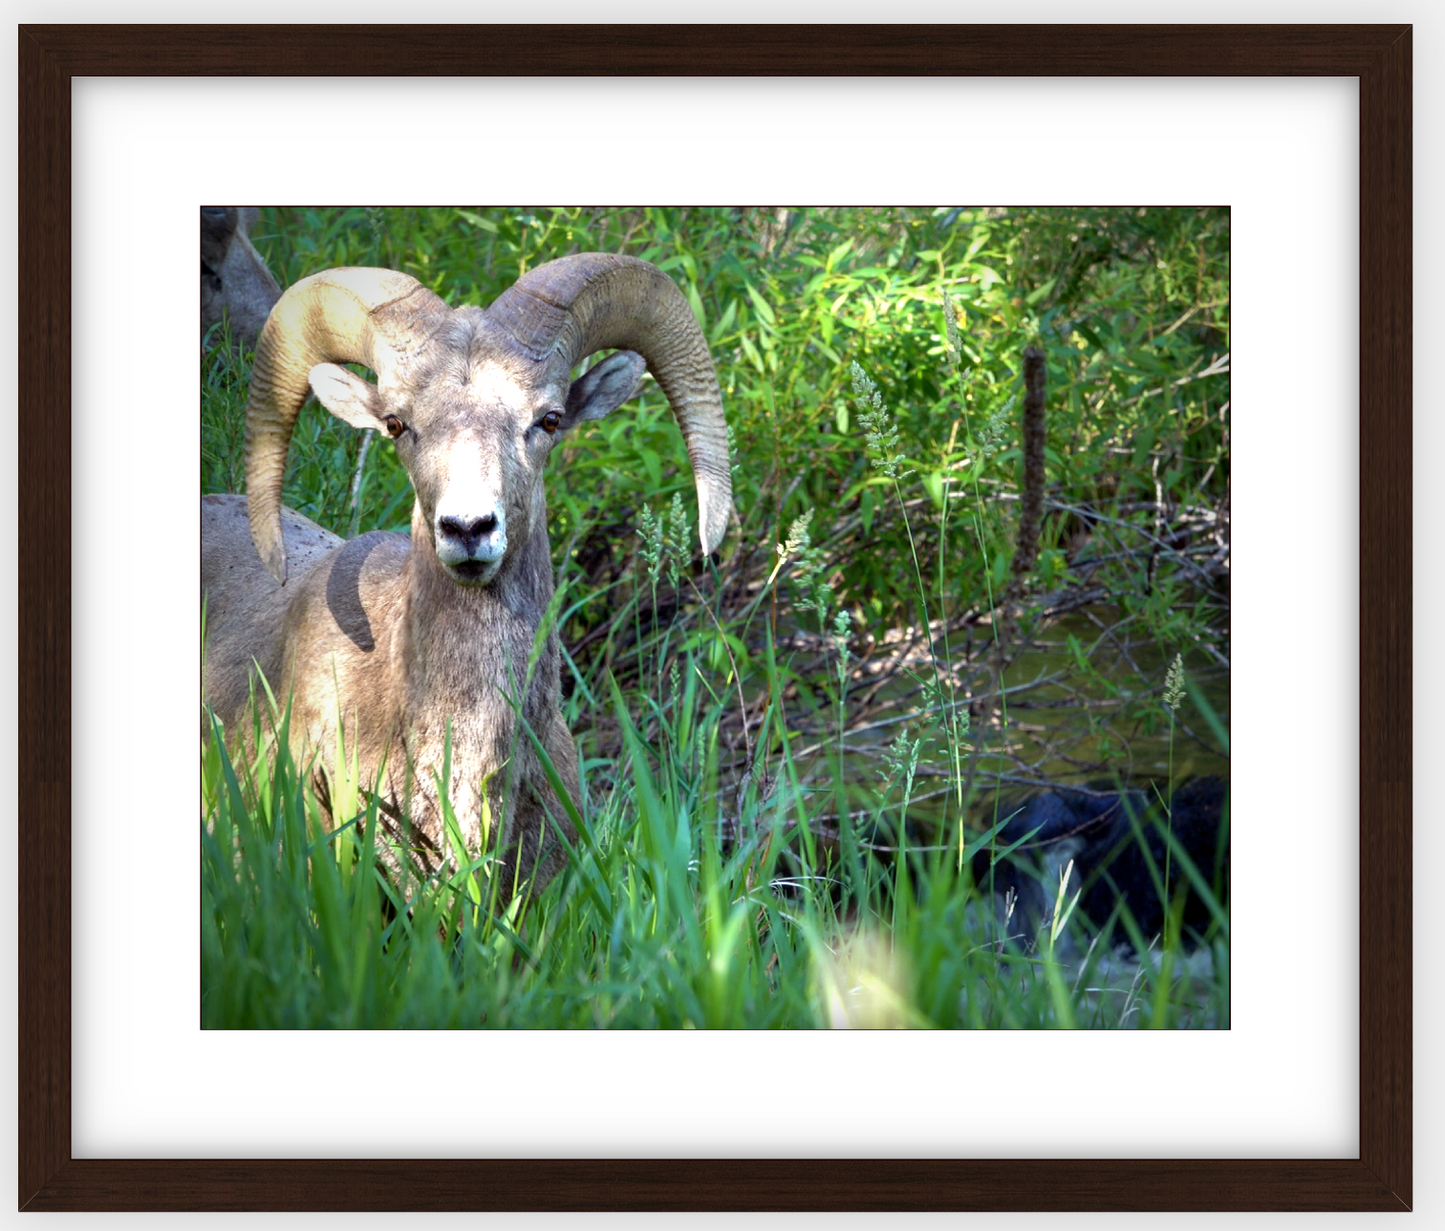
[1025,277,1057,306]
[708,297,738,346]
[744,282,776,328]
[683,280,707,331]
[454,209,498,233]
[818,304,834,346]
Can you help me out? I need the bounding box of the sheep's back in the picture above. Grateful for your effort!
[202,493,345,731]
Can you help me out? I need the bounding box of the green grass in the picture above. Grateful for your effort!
[202,206,1230,1029]
[202,643,1228,1029]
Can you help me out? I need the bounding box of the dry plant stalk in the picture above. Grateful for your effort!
[1009,343,1048,594]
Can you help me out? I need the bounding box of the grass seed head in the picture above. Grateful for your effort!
[879,728,922,797]
[850,361,912,481]
[942,292,964,366]
[637,503,664,587]
[974,392,1012,461]
[1162,652,1186,712]
[782,508,833,618]
[665,491,692,586]
[831,608,852,688]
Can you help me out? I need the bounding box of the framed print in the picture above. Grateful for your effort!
[18,25,1410,1211]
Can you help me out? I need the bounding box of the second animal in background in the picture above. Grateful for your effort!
[201,206,280,353]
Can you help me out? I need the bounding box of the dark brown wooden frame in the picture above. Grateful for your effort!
[18,24,1410,1212]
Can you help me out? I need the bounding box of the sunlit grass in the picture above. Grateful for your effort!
[203,631,1228,1029]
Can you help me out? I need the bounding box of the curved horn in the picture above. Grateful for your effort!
[487,254,733,555]
[244,268,448,583]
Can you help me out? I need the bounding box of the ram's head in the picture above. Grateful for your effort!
[243,255,732,587]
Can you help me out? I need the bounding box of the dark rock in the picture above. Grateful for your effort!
[974,777,1229,949]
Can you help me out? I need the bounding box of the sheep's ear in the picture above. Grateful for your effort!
[563,350,647,427]
[201,207,237,270]
[310,363,385,430]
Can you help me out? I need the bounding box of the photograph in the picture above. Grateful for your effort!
[200,205,1231,1030]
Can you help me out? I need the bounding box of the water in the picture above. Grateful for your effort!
[993,610,1229,787]
[776,605,1228,840]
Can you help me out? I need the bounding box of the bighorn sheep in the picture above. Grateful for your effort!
[202,253,731,899]
[202,207,281,352]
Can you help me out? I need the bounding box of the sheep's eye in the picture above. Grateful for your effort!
[383,415,406,439]
[540,411,563,434]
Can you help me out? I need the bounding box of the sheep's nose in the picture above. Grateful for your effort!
[439,512,498,548]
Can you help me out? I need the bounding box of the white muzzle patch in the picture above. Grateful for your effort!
[434,469,508,586]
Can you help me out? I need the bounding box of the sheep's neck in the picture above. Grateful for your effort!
[395,515,560,774]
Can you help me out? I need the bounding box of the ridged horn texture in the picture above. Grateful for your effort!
[488,253,734,554]
[244,269,449,582]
